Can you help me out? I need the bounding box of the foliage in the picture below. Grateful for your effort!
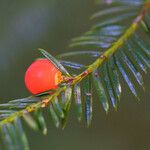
[0,0,150,149]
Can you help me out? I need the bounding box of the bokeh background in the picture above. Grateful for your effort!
[0,0,150,150]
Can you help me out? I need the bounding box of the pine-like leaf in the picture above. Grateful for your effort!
[74,84,83,122]
[0,1,150,149]
[92,70,109,112]
[84,76,93,127]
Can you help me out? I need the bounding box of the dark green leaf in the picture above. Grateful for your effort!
[71,35,115,43]
[61,98,71,129]
[52,97,64,119]
[141,20,150,33]
[111,0,142,6]
[23,113,39,131]
[0,114,10,121]
[92,70,109,112]
[133,34,150,56]
[48,105,60,128]
[0,110,16,114]
[64,87,72,110]
[126,42,147,73]
[70,40,112,49]
[91,6,136,19]
[0,125,14,150]
[60,92,65,106]
[108,58,122,100]
[93,12,136,29]
[98,25,124,36]
[134,48,150,68]
[0,103,28,109]
[61,87,72,129]
[5,123,19,150]
[14,118,29,150]
[103,64,118,109]
[60,60,85,70]
[121,50,144,87]
[115,55,138,98]
[74,84,83,122]
[83,75,92,127]
[9,97,39,104]
[34,109,47,135]
[57,51,101,59]
[39,48,70,76]
[128,39,150,69]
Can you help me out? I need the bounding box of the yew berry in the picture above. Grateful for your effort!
[25,58,63,95]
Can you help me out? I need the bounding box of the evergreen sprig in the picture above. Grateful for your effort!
[0,0,150,149]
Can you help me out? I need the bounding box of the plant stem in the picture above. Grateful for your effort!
[0,2,149,126]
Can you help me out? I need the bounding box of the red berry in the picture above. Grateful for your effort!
[25,58,62,95]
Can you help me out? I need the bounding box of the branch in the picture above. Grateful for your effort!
[0,1,149,126]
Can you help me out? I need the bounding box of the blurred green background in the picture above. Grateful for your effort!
[0,0,150,150]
